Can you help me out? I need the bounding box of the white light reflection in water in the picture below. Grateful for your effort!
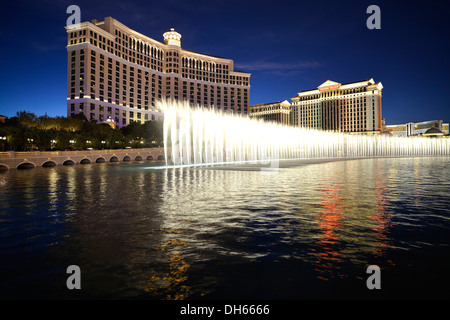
[161,100,450,167]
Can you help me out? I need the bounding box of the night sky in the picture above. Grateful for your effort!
[0,0,449,124]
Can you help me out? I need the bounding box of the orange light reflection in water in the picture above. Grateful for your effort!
[314,181,345,281]
[370,164,395,262]
[313,161,396,281]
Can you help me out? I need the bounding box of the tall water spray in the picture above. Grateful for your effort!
[161,100,450,166]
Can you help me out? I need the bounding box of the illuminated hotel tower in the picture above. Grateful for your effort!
[65,17,251,127]
[249,100,291,125]
[291,79,383,133]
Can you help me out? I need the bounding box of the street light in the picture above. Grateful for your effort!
[50,139,56,150]
[0,136,6,151]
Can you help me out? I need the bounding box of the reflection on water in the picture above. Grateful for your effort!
[1,157,450,299]
[310,160,396,281]
[144,238,191,300]
[315,174,346,281]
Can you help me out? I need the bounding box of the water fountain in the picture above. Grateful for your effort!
[161,100,450,167]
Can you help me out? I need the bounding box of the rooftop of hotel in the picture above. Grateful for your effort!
[250,100,291,107]
[294,78,382,97]
[71,16,251,75]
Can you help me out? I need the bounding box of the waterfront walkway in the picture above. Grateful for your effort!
[0,148,165,170]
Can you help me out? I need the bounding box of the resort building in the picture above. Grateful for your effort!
[291,79,383,133]
[65,17,251,127]
[249,100,291,125]
[384,120,449,137]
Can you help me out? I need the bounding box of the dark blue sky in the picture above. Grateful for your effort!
[0,0,449,124]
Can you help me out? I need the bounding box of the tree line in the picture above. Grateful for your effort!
[0,111,163,151]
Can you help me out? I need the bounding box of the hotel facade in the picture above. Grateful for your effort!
[66,17,250,127]
[249,100,291,126]
[291,79,383,133]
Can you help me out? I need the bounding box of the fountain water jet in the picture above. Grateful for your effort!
[161,100,450,167]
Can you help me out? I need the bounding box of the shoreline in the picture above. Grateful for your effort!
[0,147,165,171]
[3,153,449,172]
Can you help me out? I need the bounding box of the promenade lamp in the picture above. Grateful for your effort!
[85,140,93,151]
[26,138,34,151]
[69,140,75,144]
[0,136,6,151]
[50,139,56,150]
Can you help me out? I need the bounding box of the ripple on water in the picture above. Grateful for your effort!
[1,158,450,299]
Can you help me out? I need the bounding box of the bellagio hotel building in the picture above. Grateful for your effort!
[291,79,383,133]
[65,17,250,127]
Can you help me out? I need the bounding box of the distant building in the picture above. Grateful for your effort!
[291,78,383,133]
[65,16,251,128]
[385,120,448,137]
[0,115,6,123]
[249,100,291,125]
[423,127,445,137]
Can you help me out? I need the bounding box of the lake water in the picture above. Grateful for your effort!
[1,157,450,300]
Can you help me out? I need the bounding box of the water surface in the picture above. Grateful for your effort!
[1,157,449,299]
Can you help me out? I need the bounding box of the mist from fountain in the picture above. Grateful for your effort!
[161,100,450,167]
